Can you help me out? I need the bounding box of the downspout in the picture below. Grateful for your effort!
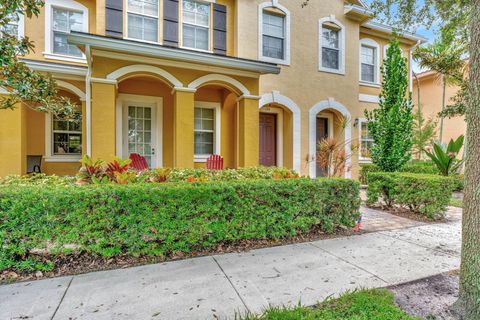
[409,40,422,93]
[85,44,92,156]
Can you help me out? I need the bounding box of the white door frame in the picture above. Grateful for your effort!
[260,106,284,167]
[116,94,163,167]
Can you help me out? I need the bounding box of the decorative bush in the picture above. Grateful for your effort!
[366,172,453,220]
[359,161,442,185]
[0,167,300,186]
[0,178,360,271]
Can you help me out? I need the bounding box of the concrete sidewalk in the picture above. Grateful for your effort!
[1,208,462,320]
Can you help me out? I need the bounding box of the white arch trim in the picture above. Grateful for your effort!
[318,15,345,75]
[56,80,86,101]
[106,64,183,88]
[187,74,250,96]
[258,1,291,65]
[309,98,352,178]
[259,91,301,173]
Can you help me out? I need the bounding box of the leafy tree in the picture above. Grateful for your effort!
[413,28,466,142]
[367,0,479,318]
[0,0,76,117]
[412,108,437,159]
[365,38,413,172]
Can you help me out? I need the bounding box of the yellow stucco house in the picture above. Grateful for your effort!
[413,70,466,146]
[0,0,426,178]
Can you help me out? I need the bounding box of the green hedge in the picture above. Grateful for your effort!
[359,162,440,185]
[366,172,453,220]
[0,178,360,271]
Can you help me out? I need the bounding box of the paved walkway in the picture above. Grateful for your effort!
[1,207,462,320]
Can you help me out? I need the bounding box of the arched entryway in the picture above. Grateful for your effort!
[309,98,352,178]
[259,91,301,172]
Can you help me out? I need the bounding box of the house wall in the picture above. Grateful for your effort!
[412,73,467,145]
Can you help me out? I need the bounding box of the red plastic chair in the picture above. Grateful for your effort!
[129,153,149,171]
[206,155,224,170]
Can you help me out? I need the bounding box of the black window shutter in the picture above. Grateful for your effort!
[213,4,227,55]
[163,0,179,47]
[105,0,123,38]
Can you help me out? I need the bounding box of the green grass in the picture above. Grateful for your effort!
[240,289,419,320]
[449,198,463,208]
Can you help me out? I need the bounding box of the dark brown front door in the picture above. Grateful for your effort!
[259,113,277,166]
[316,117,329,177]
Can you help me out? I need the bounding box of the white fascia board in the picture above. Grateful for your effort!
[362,21,428,43]
[68,32,281,75]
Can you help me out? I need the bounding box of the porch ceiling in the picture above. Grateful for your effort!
[68,32,281,76]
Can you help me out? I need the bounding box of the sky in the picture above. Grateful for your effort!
[362,0,438,72]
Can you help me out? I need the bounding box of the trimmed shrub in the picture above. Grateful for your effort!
[359,161,444,185]
[0,178,360,271]
[366,172,453,220]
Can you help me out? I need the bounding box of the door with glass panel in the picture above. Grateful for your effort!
[123,103,156,167]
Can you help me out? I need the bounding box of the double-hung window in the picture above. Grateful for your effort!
[127,0,159,42]
[359,119,373,161]
[52,7,84,57]
[182,0,210,51]
[194,107,215,156]
[52,112,82,155]
[361,45,377,83]
[1,13,20,37]
[262,12,285,60]
[321,25,340,70]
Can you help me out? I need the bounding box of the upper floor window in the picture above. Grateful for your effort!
[319,17,345,74]
[182,0,210,51]
[360,38,380,84]
[127,0,159,42]
[258,1,290,65]
[1,13,24,38]
[262,12,285,60]
[52,8,84,57]
[44,0,88,62]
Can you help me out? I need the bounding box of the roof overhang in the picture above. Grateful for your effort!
[68,32,281,75]
[361,21,428,43]
[20,58,88,80]
[344,4,374,23]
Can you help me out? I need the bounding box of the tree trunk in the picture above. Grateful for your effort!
[457,2,480,318]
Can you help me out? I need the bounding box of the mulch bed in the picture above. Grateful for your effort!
[1,225,362,285]
[390,271,461,320]
[367,204,445,223]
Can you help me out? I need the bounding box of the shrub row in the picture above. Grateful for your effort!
[359,162,464,192]
[366,172,453,220]
[0,178,360,271]
[0,167,299,186]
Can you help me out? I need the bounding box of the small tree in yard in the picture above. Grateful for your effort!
[1,1,76,117]
[412,108,437,160]
[365,39,413,172]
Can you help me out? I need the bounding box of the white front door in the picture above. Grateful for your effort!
[123,103,157,167]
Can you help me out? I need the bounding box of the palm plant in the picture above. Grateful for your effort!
[412,108,437,159]
[425,135,464,176]
[413,28,466,143]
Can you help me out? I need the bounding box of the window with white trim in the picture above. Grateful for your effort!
[52,112,82,155]
[1,13,20,37]
[361,45,377,83]
[182,0,210,51]
[51,7,84,57]
[194,107,215,156]
[262,11,285,60]
[127,0,159,42]
[359,119,373,161]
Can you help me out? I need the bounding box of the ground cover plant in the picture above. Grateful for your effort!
[239,289,419,320]
[0,178,360,273]
[366,172,453,220]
